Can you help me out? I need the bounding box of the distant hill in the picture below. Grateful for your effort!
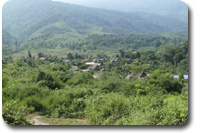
[55,0,188,22]
[2,0,188,52]
[2,30,16,45]
[2,30,18,55]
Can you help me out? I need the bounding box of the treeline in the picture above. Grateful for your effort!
[118,40,189,73]
[2,24,187,56]
[68,34,187,51]
[2,51,188,125]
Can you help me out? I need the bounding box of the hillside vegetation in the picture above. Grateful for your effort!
[55,0,188,22]
[2,42,188,125]
[2,0,188,55]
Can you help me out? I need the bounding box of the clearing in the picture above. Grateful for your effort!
[26,114,88,125]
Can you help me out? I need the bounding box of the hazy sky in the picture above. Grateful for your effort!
[53,0,187,9]
[53,0,188,14]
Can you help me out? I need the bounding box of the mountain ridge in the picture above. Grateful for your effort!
[54,0,188,22]
[2,0,188,53]
[3,0,187,38]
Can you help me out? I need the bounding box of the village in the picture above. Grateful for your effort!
[38,55,148,79]
[37,53,188,81]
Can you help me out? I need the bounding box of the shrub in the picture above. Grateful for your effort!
[36,71,63,89]
[25,96,46,113]
[2,100,32,125]
[148,70,182,93]
[67,72,93,85]
[85,94,131,125]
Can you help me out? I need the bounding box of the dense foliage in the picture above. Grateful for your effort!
[2,48,188,125]
[67,33,187,52]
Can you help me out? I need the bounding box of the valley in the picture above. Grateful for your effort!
[2,0,188,125]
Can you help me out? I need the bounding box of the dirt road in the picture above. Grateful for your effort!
[29,116,50,125]
[27,115,88,125]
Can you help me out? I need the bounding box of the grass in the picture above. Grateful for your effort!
[10,50,117,60]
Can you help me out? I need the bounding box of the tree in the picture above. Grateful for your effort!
[27,58,36,67]
[148,70,182,93]
[173,53,184,66]
[116,54,120,58]
[74,53,79,59]
[28,51,32,58]
[136,52,141,58]
[179,72,184,84]
[154,40,162,47]
[147,52,156,61]
[67,53,74,60]
[119,49,125,58]
[3,100,32,125]
[37,52,45,58]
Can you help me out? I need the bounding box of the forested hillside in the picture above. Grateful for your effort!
[2,0,188,55]
[65,33,187,52]
[2,30,18,55]
[55,0,188,22]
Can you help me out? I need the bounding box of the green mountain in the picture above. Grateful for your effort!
[55,0,188,22]
[2,30,18,55]
[2,0,188,52]
[2,30,16,45]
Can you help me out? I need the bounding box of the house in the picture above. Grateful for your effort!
[184,75,188,79]
[93,73,103,79]
[126,71,147,80]
[173,74,188,80]
[125,60,133,65]
[92,58,100,62]
[172,74,179,79]
[110,58,120,63]
[100,68,105,72]
[50,62,56,65]
[146,74,151,77]
[86,62,101,66]
[39,57,47,61]
[82,59,90,62]
[70,68,79,72]
[114,58,120,62]
[63,60,70,63]
[88,64,99,70]
[81,69,90,72]
[110,58,115,63]
[135,59,139,62]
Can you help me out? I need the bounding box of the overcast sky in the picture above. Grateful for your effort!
[52,0,188,13]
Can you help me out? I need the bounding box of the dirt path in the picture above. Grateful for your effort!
[28,116,50,125]
[27,115,88,125]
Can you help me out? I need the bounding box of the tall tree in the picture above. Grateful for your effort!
[67,53,74,60]
[28,51,32,58]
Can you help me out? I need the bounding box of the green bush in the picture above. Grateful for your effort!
[67,72,93,85]
[2,52,188,125]
[25,96,46,113]
[85,94,131,125]
[2,100,32,125]
[36,71,63,89]
[148,70,182,93]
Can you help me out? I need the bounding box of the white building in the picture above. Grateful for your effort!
[86,62,101,66]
